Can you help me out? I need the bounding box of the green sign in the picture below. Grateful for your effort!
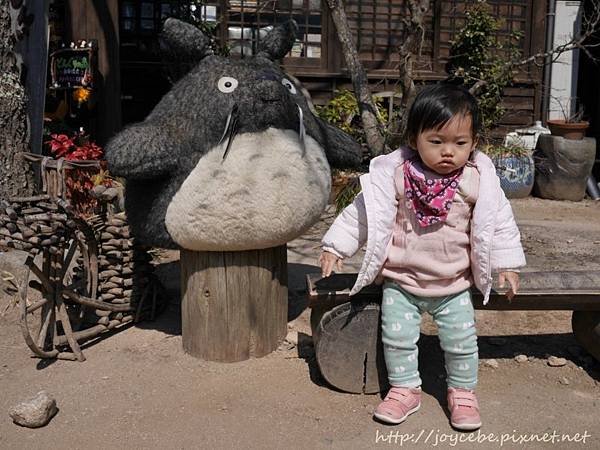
[50,48,95,89]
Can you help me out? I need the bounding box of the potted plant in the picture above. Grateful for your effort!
[546,99,589,140]
[533,97,595,201]
[482,142,535,199]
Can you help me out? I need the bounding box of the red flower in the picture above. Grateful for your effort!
[47,134,75,158]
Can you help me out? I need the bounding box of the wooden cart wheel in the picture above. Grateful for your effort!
[313,299,388,394]
[572,311,600,363]
[19,220,100,361]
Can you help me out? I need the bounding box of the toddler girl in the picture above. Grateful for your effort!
[319,84,525,431]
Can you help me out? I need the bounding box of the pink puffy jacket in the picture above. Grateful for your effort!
[322,147,526,304]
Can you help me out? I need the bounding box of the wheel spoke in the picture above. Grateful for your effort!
[55,296,85,362]
[26,297,49,314]
[37,299,55,349]
[27,260,55,294]
[59,238,78,284]
[62,288,132,312]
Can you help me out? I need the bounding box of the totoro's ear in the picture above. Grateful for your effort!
[256,20,298,61]
[159,18,213,82]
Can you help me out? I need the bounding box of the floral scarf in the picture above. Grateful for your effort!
[403,159,463,227]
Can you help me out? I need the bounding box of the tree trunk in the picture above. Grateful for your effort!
[326,0,386,156]
[0,1,35,200]
[180,246,288,362]
[391,0,431,143]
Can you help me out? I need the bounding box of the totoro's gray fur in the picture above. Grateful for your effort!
[106,19,362,249]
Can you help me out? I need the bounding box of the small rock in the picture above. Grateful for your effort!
[528,356,535,362]
[484,359,499,369]
[9,391,58,428]
[489,337,507,346]
[547,356,567,367]
[514,354,528,363]
[566,239,574,244]
[559,377,570,385]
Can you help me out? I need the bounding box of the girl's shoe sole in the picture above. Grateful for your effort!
[450,420,482,431]
[373,404,420,425]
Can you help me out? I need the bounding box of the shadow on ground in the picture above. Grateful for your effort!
[297,330,600,406]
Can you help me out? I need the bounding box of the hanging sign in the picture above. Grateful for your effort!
[50,44,95,89]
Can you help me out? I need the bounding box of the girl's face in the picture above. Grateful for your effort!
[412,114,478,175]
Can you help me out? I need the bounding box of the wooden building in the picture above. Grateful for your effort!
[52,0,548,144]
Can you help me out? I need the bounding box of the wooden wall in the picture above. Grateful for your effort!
[286,0,548,135]
[65,0,121,145]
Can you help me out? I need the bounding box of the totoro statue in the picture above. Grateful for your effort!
[106,19,362,251]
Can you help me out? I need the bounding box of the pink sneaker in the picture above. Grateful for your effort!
[374,387,421,424]
[447,387,482,431]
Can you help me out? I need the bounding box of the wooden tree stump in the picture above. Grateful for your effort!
[180,245,288,362]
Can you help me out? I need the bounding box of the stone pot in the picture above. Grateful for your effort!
[492,153,535,199]
[533,134,596,201]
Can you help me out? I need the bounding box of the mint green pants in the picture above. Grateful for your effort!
[381,282,478,389]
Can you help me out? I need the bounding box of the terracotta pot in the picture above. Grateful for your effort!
[546,119,589,140]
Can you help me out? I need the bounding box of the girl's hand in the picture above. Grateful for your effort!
[499,271,519,301]
[318,251,343,277]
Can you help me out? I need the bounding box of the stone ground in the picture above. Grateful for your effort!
[0,197,599,449]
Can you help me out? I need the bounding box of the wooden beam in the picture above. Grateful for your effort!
[306,271,600,311]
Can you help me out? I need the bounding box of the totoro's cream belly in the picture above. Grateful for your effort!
[165,128,331,251]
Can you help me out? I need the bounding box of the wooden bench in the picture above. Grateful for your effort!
[306,271,600,394]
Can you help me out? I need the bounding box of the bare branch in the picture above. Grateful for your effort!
[512,0,600,68]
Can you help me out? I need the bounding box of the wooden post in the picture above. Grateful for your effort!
[180,245,288,362]
[20,1,49,157]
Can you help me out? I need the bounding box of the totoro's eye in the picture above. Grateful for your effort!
[281,78,297,95]
[218,77,238,93]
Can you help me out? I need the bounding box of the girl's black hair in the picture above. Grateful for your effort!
[405,83,481,145]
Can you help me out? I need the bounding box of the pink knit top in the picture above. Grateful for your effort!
[381,161,480,297]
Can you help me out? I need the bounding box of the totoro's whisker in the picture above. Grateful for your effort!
[219,104,237,146]
[220,105,239,162]
[222,116,238,161]
[297,104,306,157]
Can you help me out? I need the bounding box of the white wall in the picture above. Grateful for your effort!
[549,1,583,120]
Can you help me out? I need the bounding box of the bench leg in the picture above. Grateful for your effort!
[572,311,600,363]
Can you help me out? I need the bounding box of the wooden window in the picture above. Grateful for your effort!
[338,0,531,77]
[343,0,437,73]
[222,0,324,68]
[438,1,530,67]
